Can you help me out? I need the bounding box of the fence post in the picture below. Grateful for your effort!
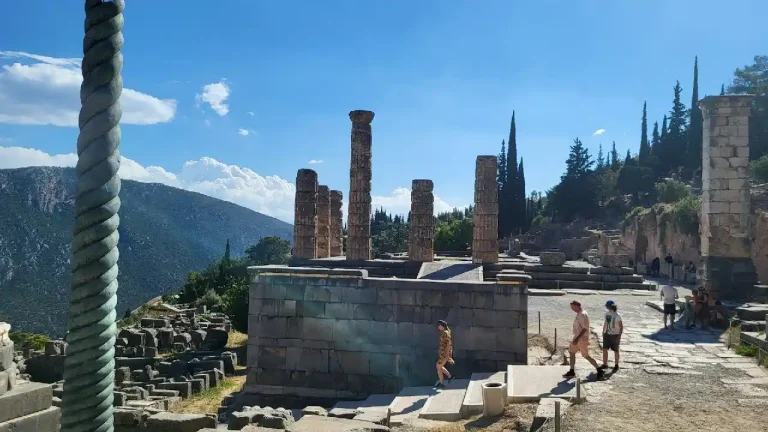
[554,328,558,351]
[554,400,561,431]
[538,311,541,335]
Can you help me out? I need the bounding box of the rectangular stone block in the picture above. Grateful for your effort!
[0,343,12,372]
[158,382,192,399]
[0,382,53,423]
[252,315,287,339]
[0,406,60,432]
[330,351,370,375]
[145,412,216,432]
[303,317,334,342]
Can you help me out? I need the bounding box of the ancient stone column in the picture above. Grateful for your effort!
[347,110,375,261]
[316,186,331,258]
[409,179,435,262]
[330,190,344,257]
[698,95,757,300]
[473,156,499,264]
[293,169,318,259]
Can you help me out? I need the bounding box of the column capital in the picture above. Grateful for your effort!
[330,190,343,201]
[699,95,755,118]
[412,179,434,192]
[349,110,375,124]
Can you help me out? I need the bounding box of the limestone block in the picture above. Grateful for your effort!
[540,252,566,266]
[145,412,216,432]
[0,342,13,371]
[0,323,10,346]
[600,254,628,268]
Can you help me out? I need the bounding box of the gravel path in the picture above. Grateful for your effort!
[528,283,766,432]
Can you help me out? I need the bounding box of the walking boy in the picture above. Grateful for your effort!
[563,300,605,380]
[660,280,678,329]
[599,300,623,372]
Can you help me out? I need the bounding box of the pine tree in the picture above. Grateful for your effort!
[639,101,650,164]
[720,84,725,95]
[651,121,661,151]
[610,141,619,170]
[517,158,527,232]
[505,112,518,235]
[497,139,507,238]
[596,143,605,170]
[661,115,668,141]
[223,238,231,267]
[624,149,632,164]
[686,57,703,179]
[666,81,689,175]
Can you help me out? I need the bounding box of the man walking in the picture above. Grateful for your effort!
[660,280,679,329]
[563,300,605,380]
[599,300,623,372]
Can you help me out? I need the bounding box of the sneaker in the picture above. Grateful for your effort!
[612,365,619,373]
[433,382,444,389]
[596,369,605,380]
[562,370,576,378]
[598,364,608,370]
[447,375,455,383]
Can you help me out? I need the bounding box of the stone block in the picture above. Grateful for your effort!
[0,406,61,432]
[600,254,628,268]
[302,318,334,342]
[330,351,370,375]
[204,328,229,350]
[158,382,192,399]
[145,412,216,432]
[540,252,566,266]
[0,343,13,372]
[0,382,53,423]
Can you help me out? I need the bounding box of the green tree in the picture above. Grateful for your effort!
[517,158,527,231]
[497,139,507,238]
[749,154,768,183]
[666,81,689,176]
[617,164,655,204]
[728,55,768,160]
[223,238,231,267]
[504,112,519,235]
[547,138,599,221]
[639,102,651,164]
[596,143,605,170]
[686,57,703,179]
[245,236,291,265]
[610,141,620,170]
[720,84,726,95]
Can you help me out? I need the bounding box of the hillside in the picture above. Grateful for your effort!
[0,166,293,337]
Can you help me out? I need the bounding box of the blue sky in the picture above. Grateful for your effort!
[1,0,767,222]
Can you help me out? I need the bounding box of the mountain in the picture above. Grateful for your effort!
[0,166,293,337]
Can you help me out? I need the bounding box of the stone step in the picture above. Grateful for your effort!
[0,381,53,424]
[331,393,396,412]
[507,365,576,403]
[741,320,766,332]
[460,371,506,417]
[417,262,483,281]
[0,406,60,432]
[529,272,644,283]
[418,379,469,421]
[735,305,768,321]
[387,386,435,426]
[529,280,655,291]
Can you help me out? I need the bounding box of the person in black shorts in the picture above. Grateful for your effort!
[599,300,623,372]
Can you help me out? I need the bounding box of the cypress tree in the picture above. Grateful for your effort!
[661,115,668,141]
[497,140,507,238]
[624,149,632,164]
[639,102,650,164]
[667,81,688,175]
[720,84,725,95]
[651,121,661,152]
[223,238,231,267]
[596,144,605,170]
[517,158,527,232]
[505,112,518,235]
[686,57,703,179]
[610,141,619,170]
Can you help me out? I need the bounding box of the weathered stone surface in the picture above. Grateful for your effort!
[294,169,318,259]
[347,110,374,261]
[409,179,435,262]
[316,186,332,259]
[600,254,628,268]
[540,252,566,266]
[0,406,60,432]
[330,190,344,257]
[302,405,328,416]
[0,342,13,372]
[145,412,216,431]
[473,156,498,264]
[0,382,53,423]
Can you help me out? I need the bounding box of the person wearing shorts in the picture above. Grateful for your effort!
[599,300,623,372]
[563,300,604,380]
[660,280,678,329]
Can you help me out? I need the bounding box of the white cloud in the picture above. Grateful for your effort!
[237,128,250,136]
[592,128,606,136]
[0,51,176,126]
[247,112,255,117]
[308,159,323,165]
[195,81,230,116]
[0,146,465,223]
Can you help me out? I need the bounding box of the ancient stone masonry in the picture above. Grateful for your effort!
[347,110,375,261]
[698,95,758,300]
[294,169,319,259]
[330,190,344,257]
[245,265,527,401]
[408,179,435,262]
[473,156,499,264]
[316,186,332,258]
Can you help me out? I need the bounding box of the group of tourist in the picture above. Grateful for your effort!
[561,299,621,381]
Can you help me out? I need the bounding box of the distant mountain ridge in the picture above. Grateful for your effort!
[0,166,293,337]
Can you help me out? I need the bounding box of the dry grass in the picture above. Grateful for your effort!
[171,369,246,415]
[225,330,248,349]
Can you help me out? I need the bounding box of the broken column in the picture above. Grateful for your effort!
[347,110,374,261]
[293,169,318,259]
[408,179,435,262]
[330,190,344,257]
[698,95,757,300]
[316,185,331,258]
[473,156,499,264]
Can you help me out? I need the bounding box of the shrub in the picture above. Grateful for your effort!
[750,154,768,183]
[531,215,551,228]
[671,195,701,236]
[10,331,50,351]
[197,289,222,309]
[221,281,249,332]
[655,179,690,203]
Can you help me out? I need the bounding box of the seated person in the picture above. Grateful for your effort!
[651,257,661,277]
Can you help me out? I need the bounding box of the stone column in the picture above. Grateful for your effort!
[698,95,757,300]
[347,110,374,261]
[409,179,435,262]
[330,190,344,257]
[293,169,318,259]
[316,186,331,258]
[473,156,499,264]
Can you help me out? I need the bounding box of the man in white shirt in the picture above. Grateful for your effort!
[660,280,679,329]
[600,300,623,372]
[563,300,605,380]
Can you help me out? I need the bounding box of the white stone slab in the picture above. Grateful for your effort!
[507,365,576,403]
[460,371,505,417]
[418,379,469,421]
[331,393,396,411]
[388,386,435,426]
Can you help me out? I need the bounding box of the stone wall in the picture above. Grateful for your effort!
[245,266,527,401]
